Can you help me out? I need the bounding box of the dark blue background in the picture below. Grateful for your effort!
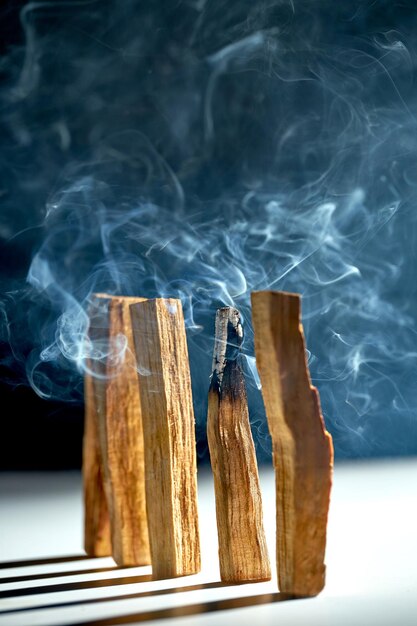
[1,1,416,468]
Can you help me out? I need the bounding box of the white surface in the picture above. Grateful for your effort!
[0,460,416,625]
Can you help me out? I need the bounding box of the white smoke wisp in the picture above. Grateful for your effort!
[1,1,417,460]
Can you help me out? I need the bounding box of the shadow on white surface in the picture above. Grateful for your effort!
[0,460,416,626]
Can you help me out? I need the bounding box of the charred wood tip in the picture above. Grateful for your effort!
[211,306,243,389]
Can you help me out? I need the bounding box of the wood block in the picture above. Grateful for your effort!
[207,307,271,583]
[83,368,111,557]
[130,298,201,579]
[85,294,150,567]
[251,290,333,597]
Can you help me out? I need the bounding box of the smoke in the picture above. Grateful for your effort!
[1,0,417,460]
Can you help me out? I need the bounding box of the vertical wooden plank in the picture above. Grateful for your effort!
[130,298,201,579]
[251,290,333,597]
[84,294,150,567]
[207,307,271,583]
[83,366,111,557]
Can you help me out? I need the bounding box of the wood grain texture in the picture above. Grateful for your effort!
[85,294,150,567]
[83,368,112,557]
[207,307,271,583]
[130,298,201,580]
[251,290,333,597]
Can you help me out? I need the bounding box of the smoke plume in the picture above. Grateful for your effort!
[1,1,417,460]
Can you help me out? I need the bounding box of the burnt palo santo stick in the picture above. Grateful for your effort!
[130,298,201,580]
[84,294,150,567]
[207,307,271,583]
[251,290,333,597]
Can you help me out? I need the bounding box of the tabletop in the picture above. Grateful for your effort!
[0,459,416,626]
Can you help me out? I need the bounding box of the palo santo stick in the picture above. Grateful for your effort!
[207,307,271,583]
[251,291,333,597]
[130,298,201,579]
[85,294,150,567]
[83,368,111,557]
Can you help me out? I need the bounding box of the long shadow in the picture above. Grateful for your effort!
[0,566,119,585]
[0,555,89,570]
[0,581,229,614]
[0,574,153,599]
[74,592,294,626]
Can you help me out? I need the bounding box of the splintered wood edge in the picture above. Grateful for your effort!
[251,289,333,597]
[251,290,329,438]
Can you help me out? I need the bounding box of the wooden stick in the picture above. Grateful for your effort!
[84,294,150,567]
[207,307,271,583]
[130,298,201,580]
[83,367,111,557]
[251,290,333,597]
